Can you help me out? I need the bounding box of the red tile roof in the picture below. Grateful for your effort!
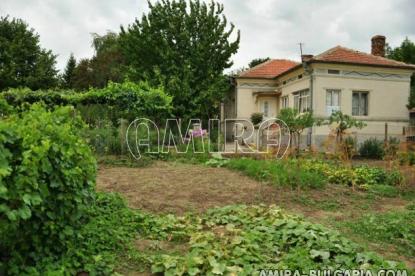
[239,59,300,79]
[311,46,415,69]
[237,46,415,79]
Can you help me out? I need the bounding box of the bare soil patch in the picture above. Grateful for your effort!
[97,161,415,270]
[97,161,278,214]
[96,161,410,218]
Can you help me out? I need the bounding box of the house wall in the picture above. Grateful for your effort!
[229,63,412,148]
[226,78,279,143]
[310,63,412,146]
[278,67,309,102]
[235,78,277,119]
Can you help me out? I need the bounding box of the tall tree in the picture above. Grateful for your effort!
[248,57,270,68]
[71,31,125,90]
[72,59,94,90]
[386,38,415,109]
[120,0,240,119]
[0,16,58,91]
[62,53,76,88]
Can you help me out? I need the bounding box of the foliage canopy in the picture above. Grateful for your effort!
[0,105,96,273]
[0,16,58,91]
[120,0,240,119]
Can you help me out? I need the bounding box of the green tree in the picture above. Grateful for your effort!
[72,59,94,90]
[62,53,76,88]
[0,16,58,91]
[278,108,316,153]
[386,38,415,109]
[326,111,366,142]
[72,32,125,90]
[248,57,270,68]
[120,0,240,119]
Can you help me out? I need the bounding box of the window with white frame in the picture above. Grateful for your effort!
[352,91,368,116]
[326,89,341,115]
[281,96,289,109]
[261,100,269,117]
[293,90,310,113]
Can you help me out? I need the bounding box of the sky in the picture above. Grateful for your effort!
[1,0,414,73]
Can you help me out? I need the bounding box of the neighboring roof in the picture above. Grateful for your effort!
[311,46,415,70]
[238,59,300,79]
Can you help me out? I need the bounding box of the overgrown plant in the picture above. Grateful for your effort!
[250,112,263,127]
[278,108,316,154]
[0,104,97,273]
[326,111,366,142]
[1,81,173,125]
[359,138,385,159]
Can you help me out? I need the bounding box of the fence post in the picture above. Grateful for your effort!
[384,123,388,145]
[119,118,128,155]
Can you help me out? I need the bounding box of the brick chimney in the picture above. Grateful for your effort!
[301,54,313,62]
[371,35,386,57]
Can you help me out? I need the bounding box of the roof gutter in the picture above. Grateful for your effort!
[274,60,415,81]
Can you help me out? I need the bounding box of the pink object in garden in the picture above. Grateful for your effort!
[191,129,207,138]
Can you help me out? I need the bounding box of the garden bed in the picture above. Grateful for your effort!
[96,161,415,271]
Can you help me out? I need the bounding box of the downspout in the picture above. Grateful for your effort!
[309,68,314,146]
[302,58,314,146]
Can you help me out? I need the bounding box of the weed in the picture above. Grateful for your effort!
[338,210,415,258]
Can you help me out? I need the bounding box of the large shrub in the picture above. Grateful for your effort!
[75,81,173,122]
[359,138,385,159]
[0,98,14,117]
[0,104,97,273]
[1,81,173,124]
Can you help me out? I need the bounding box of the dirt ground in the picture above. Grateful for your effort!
[96,161,411,217]
[96,161,415,269]
[97,161,278,214]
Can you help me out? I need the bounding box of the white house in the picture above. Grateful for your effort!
[224,35,415,147]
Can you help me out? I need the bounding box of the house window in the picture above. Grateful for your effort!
[352,91,368,116]
[281,96,289,109]
[293,90,310,113]
[326,89,341,115]
[328,69,340,75]
[261,100,269,117]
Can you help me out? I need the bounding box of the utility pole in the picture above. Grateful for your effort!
[298,42,304,57]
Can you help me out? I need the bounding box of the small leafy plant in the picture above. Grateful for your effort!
[359,138,385,159]
[250,112,264,127]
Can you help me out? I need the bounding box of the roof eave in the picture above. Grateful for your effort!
[271,64,304,79]
[309,60,415,71]
[236,75,278,80]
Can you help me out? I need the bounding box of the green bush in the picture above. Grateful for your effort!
[224,158,327,189]
[84,121,122,155]
[250,112,263,125]
[300,159,403,187]
[0,104,97,273]
[359,138,385,159]
[1,81,173,125]
[353,166,388,185]
[398,151,415,166]
[0,98,14,117]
